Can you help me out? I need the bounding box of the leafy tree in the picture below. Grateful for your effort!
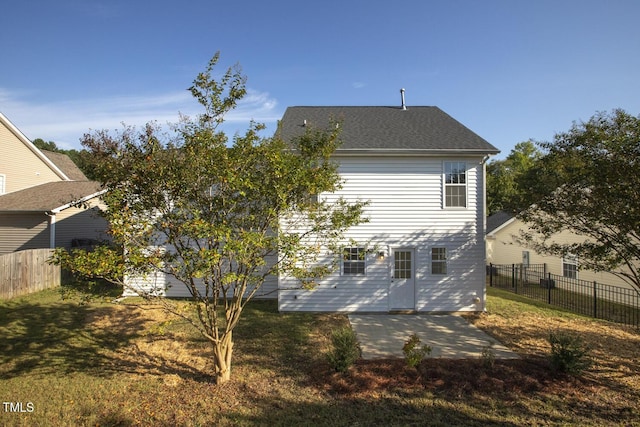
[32,138,98,180]
[69,150,100,180]
[517,109,640,292]
[486,140,542,215]
[32,138,60,152]
[52,53,368,384]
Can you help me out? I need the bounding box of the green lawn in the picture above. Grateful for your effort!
[0,287,639,426]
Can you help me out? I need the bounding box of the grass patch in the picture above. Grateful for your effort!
[0,287,639,426]
[490,273,640,326]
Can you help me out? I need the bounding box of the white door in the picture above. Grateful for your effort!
[389,248,415,310]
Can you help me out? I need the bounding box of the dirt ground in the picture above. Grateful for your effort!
[82,297,640,426]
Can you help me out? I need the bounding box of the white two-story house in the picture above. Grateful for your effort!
[124,103,499,312]
[276,104,499,312]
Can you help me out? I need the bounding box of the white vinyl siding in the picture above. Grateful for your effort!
[124,250,279,299]
[127,154,489,310]
[279,155,487,312]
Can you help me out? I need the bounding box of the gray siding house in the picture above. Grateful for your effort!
[0,112,108,254]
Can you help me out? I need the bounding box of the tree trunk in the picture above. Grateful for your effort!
[213,331,233,384]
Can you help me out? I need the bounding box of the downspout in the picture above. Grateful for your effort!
[481,154,490,227]
[480,154,490,312]
[46,211,56,249]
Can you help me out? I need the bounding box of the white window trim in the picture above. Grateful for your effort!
[442,161,468,209]
[0,174,5,195]
[562,254,578,279]
[431,247,447,275]
[342,246,366,276]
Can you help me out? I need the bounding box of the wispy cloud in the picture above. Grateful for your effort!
[352,82,366,89]
[0,88,281,150]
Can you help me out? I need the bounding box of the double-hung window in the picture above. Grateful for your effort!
[343,247,366,275]
[431,247,447,275]
[562,254,578,279]
[444,162,467,208]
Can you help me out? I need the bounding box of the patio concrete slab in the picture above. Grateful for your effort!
[348,314,518,360]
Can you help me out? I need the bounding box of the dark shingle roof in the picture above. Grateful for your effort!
[41,150,88,181]
[278,106,500,154]
[486,210,515,234]
[0,181,102,212]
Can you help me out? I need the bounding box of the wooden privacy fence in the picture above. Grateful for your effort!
[0,249,60,299]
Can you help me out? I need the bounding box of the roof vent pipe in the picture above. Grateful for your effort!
[400,88,406,110]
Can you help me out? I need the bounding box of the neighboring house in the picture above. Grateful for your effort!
[276,105,499,312]
[125,103,499,312]
[0,112,109,255]
[486,210,634,290]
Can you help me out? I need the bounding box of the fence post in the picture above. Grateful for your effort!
[548,273,552,304]
[489,263,493,287]
[520,265,523,288]
[512,264,516,292]
[593,281,597,319]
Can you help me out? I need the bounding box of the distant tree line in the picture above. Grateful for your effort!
[32,138,98,180]
[487,109,640,292]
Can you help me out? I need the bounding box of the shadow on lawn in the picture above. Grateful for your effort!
[233,300,336,382]
[88,396,504,427]
[0,299,206,381]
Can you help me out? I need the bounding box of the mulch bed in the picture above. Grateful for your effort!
[314,356,591,400]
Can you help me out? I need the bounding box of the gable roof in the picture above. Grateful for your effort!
[0,181,103,212]
[278,106,500,155]
[486,210,516,235]
[41,150,88,181]
[0,112,70,181]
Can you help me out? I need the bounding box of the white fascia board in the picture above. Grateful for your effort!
[334,148,501,156]
[50,189,107,214]
[486,217,516,238]
[0,112,70,181]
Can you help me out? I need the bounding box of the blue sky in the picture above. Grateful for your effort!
[2,0,639,158]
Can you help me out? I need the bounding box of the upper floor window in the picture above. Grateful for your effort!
[342,247,366,275]
[444,162,467,208]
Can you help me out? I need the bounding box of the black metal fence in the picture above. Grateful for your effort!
[487,263,640,328]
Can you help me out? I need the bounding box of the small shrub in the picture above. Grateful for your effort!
[481,342,496,369]
[548,331,591,375]
[402,333,431,369]
[327,327,361,372]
